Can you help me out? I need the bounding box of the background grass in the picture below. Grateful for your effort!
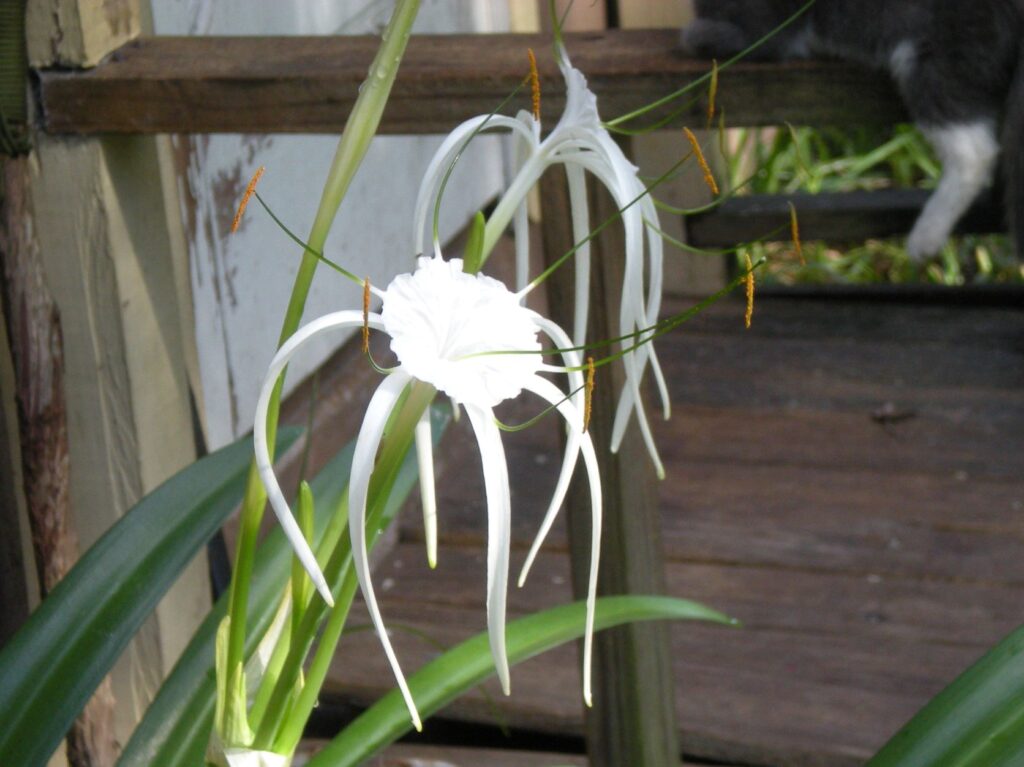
[721,125,1023,286]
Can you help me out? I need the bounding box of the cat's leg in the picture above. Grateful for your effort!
[907,121,999,261]
[679,19,749,59]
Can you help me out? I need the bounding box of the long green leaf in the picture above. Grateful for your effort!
[310,595,735,767]
[118,405,449,767]
[0,428,299,767]
[868,622,1024,767]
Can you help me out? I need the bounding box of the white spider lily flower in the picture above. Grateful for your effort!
[413,45,670,479]
[254,256,602,732]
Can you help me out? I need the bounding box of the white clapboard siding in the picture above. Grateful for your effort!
[153,0,512,448]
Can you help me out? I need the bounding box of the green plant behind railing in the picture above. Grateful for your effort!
[722,124,1023,286]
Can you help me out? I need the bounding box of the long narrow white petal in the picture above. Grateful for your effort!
[415,409,438,569]
[518,316,584,587]
[254,310,384,606]
[566,163,591,346]
[465,404,513,696]
[413,114,536,257]
[482,148,550,259]
[514,188,530,295]
[521,375,602,707]
[348,371,423,731]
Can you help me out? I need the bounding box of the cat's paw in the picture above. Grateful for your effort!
[678,19,748,58]
[906,219,949,262]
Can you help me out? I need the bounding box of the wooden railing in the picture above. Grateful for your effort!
[37,31,906,134]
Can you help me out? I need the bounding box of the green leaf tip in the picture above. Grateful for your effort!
[463,211,486,276]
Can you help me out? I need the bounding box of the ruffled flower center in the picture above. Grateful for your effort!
[382,257,542,408]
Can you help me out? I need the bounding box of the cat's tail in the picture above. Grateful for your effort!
[1004,31,1024,258]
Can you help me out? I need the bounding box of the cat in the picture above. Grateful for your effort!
[679,0,1024,261]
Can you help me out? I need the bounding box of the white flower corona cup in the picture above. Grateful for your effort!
[414,44,670,479]
[254,256,602,732]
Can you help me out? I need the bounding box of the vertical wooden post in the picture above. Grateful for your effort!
[7,1,206,760]
[540,165,680,767]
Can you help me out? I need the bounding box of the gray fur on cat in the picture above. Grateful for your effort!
[680,0,1024,260]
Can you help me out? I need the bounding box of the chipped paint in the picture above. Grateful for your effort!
[154,1,512,449]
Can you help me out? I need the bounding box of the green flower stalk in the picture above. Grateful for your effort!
[214,0,421,761]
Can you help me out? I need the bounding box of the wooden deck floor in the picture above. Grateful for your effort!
[321,290,1024,766]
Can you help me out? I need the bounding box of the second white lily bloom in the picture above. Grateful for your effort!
[413,43,671,478]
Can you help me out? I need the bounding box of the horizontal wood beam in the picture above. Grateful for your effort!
[687,189,1006,248]
[36,31,907,135]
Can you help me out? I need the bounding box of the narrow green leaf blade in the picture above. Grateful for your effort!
[0,429,299,767]
[868,623,1024,767]
[309,595,734,767]
[119,405,450,767]
[118,442,354,767]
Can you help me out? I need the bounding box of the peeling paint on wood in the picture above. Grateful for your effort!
[27,0,139,68]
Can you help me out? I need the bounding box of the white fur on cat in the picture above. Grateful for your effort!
[908,123,1000,261]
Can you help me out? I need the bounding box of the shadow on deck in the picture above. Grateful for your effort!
[321,287,1024,767]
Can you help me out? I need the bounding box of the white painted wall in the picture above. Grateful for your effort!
[152,0,510,448]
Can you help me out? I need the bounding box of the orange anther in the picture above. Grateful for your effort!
[684,127,719,196]
[528,48,541,121]
[231,165,265,233]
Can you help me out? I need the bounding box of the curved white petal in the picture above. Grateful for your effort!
[514,133,531,294]
[414,114,538,258]
[518,316,584,587]
[349,370,422,731]
[482,147,551,259]
[465,403,512,696]
[565,163,591,346]
[254,310,384,606]
[521,374,602,707]
[415,409,438,569]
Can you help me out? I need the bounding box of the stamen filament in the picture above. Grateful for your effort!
[478,264,765,367]
[584,357,595,432]
[252,191,366,288]
[232,165,265,233]
[718,109,728,160]
[789,202,805,266]
[707,60,718,128]
[605,0,817,127]
[523,151,690,296]
[652,168,758,215]
[645,217,790,257]
[494,382,586,432]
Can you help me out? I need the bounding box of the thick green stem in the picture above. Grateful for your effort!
[221,0,422,736]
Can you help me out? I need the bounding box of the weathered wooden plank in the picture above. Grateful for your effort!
[36,31,906,135]
[363,543,1019,652]
[359,742,704,766]
[26,0,139,68]
[687,189,1007,247]
[673,295,1024,349]
[411,416,1024,585]
[325,572,1005,767]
